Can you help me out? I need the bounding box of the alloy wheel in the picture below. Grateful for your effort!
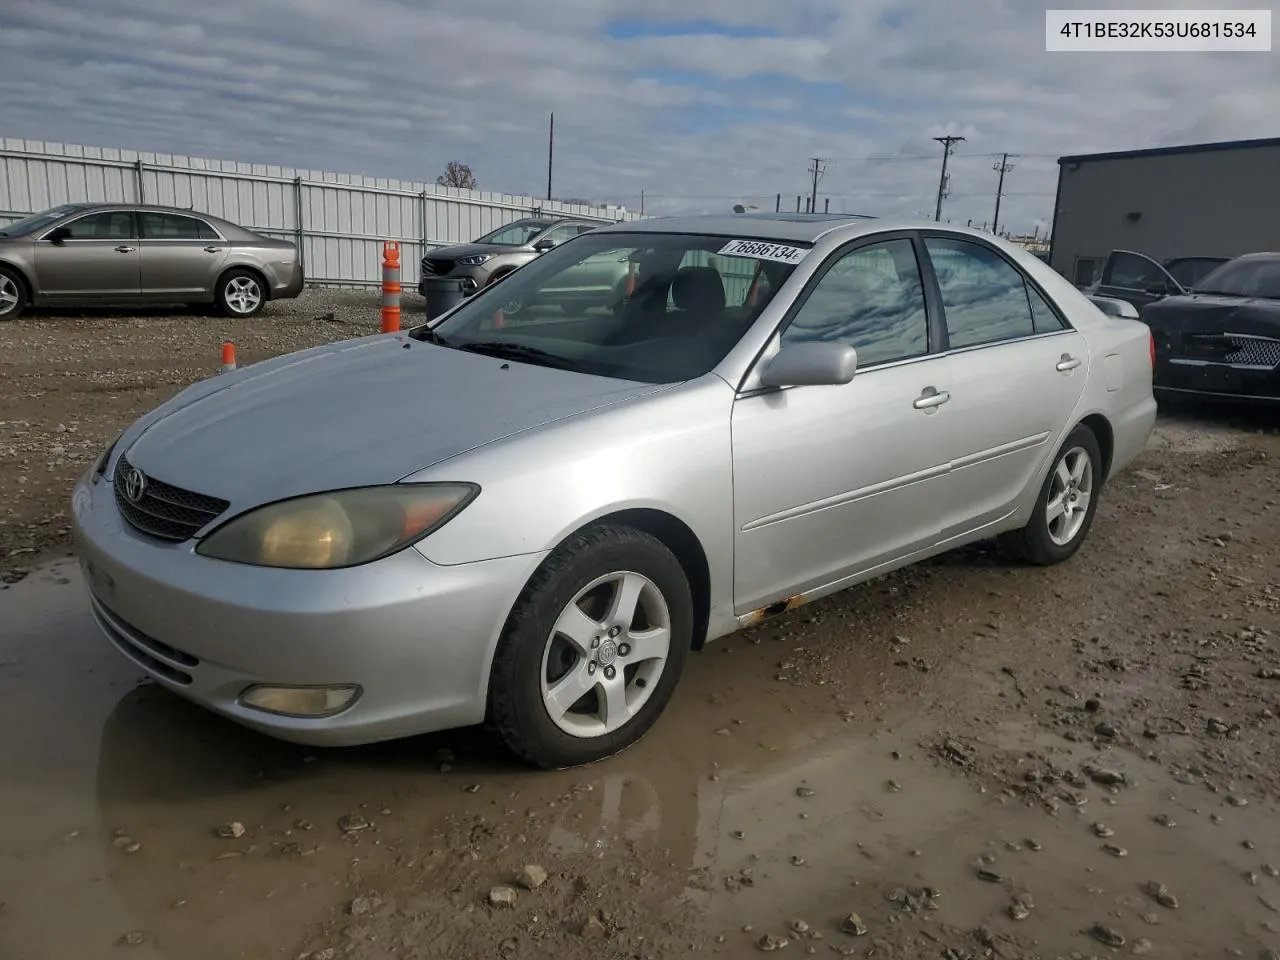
[1046,446,1094,546]
[539,571,672,738]
[223,276,262,315]
[0,275,20,317]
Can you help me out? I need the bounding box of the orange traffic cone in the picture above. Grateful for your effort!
[220,341,237,374]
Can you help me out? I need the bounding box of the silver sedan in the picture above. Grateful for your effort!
[0,203,304,319]
[72,214,1157,769]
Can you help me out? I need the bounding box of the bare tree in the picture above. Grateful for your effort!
[436,162,477,189]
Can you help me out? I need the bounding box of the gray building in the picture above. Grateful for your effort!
[1049,136,1280,287]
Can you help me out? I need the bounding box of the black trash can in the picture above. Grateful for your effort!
[422,277,469,322]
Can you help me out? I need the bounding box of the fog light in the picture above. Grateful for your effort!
[239,684,361,718]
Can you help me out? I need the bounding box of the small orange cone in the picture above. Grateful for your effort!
[220,341,237,374]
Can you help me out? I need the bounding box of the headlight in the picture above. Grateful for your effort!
[94,432,123,480]
[457,254,492,265]
[195,483,478,569]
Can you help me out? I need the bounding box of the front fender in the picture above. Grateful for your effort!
[403,374,737,629]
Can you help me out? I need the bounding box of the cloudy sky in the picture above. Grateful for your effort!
[1,0,1274,234]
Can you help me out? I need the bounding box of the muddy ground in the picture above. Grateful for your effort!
[2,294,1280,960]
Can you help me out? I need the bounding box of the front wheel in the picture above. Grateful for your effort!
[0,266,28,321]
[486,525,693,769]
[999,423,1103,565]
[215,270,265,318]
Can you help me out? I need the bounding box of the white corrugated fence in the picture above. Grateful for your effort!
[0,138,641,287]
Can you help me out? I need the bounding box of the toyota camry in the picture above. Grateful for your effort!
[72,214,1157,769]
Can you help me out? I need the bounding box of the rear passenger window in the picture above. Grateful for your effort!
[925,237,1037,348]
[141,213,218,240]
[1027,284,1066,333]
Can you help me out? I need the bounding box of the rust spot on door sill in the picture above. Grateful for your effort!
[742,594,808,626]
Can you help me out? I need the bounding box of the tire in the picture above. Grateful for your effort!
[486,524,693,769]
[215,269,266,318]
[0,265,29,321]
[999,424,1103,566]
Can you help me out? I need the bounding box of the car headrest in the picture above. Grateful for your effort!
[671,266,726,315]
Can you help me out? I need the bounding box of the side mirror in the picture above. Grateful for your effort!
[533,237,557,252]
[758,342,858,388]
[1087,295,1139,320]
[46,226,70,244]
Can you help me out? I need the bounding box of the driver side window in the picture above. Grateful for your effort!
[781,239,929,367]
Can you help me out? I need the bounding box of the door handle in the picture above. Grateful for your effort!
[913,387,951,410]
[114,245,136,253]
[203,245,221,253]
[1056,354,1082,372]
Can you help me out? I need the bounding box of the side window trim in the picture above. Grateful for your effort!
[38,210,139,241]
[917,230,1077,353]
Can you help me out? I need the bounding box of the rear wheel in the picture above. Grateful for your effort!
[0,266,28,320]
[216,269,265,318]
[999,424,1103,565]
[487,525,693,769]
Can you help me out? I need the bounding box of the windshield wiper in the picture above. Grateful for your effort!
[454,340,580,370]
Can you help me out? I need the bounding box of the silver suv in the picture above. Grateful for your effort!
[419,217,605,298]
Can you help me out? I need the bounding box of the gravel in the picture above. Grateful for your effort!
[0,288,414,582]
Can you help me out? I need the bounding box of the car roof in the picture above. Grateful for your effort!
[62,202,231,219]
[1226,251,1280,261]
[592,213,1007,246]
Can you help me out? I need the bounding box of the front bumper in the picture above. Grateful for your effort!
[1155,358,1280,402]
[71,470,545,747]
[417,262,498,298]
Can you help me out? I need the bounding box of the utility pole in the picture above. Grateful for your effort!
[546,113,554,200]
[808,157,827,214]
[639,189,645,216]
[992,152,1015,235]
[932,136,965,221]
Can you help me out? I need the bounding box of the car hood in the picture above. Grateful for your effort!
[424,242,528,260]
[1142,294,1280,337]
[122,335,668,511]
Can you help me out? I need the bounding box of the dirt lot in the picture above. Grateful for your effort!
[0,289,393,582]
[2,294,1280,960]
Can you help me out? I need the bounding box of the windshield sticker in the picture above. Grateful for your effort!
[717,239,809,265]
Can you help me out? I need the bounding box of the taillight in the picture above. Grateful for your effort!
[1149,331,1156,367]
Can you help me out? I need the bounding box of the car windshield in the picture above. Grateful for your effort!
[412,231,806,383]
[1192,257,1280,299]
[1165,258,1227,289]
[0,205,81,237]
[474,219,556,246]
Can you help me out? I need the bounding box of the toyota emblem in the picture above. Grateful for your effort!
[122,466,147,503]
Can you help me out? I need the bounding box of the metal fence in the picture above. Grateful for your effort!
[0,138,641,287]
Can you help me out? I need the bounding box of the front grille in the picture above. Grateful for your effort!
[113,455,230,542]
[421,258,455,276]
[1182,333,1280,368]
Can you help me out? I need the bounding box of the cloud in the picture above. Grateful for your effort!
[0,0,1275,232]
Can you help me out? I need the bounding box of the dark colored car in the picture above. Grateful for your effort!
[1091,249,1230,312]
[1139,252,1280,403]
